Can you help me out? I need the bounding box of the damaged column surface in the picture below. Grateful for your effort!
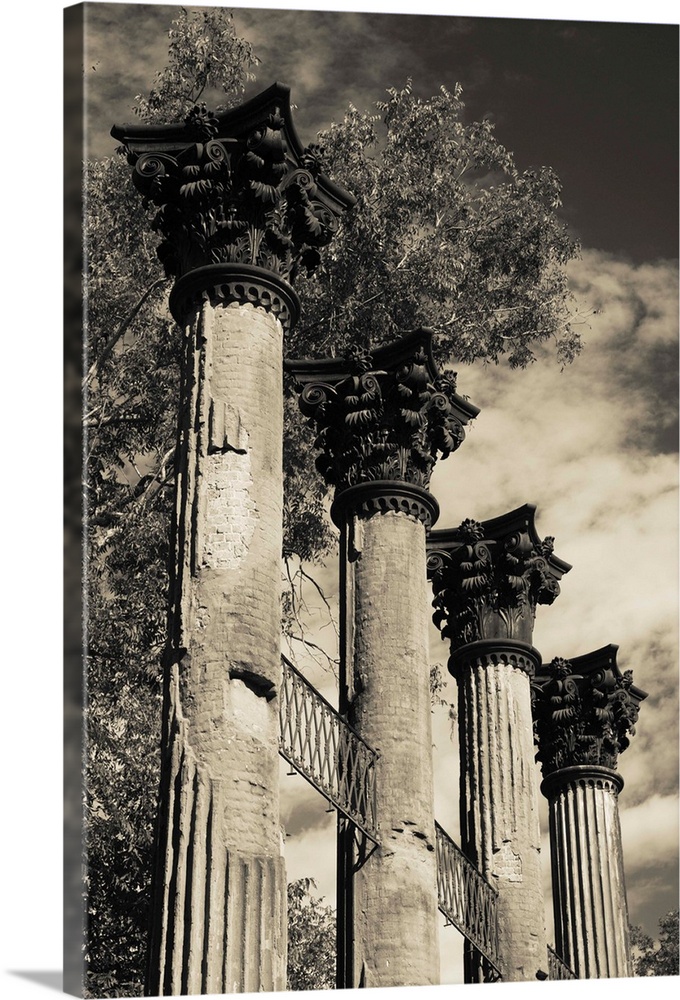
[533,645,646,978]
[112,84,354,996]
[428,506,570,983]
[286,333,479,988]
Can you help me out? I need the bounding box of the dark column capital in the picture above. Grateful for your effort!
[111,83,355,327]
[285,329,479,527]
[533,644,647,777]
[427,504,570,647]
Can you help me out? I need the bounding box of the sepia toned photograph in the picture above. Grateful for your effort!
[61,1,678,997]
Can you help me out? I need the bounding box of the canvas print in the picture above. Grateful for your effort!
[66,1,679,997]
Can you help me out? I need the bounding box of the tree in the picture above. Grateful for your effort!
[293,81,580,369]
[83,673,162,999]
[284,81,581,603]
[630,910,679,977]
[83,7,580,995]
[287,879,336,990]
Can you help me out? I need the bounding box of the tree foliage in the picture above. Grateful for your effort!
[132,6,258,123]
[631,910,679,977]
[287,879,336,991]
[83,672,162,999]
[83,8,580,994]
[284,81,581,597]
[293,81,581,370]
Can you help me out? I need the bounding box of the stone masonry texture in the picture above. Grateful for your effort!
[147,300,286,996]
[345,510,440,988]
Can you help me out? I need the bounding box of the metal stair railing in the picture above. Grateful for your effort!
[435,821,501,978]
[279,655,379,843]
[279,656,506,979]
[547,944,576,980]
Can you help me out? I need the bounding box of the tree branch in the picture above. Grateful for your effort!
[84,414,146,429]
[84,277,169,388]
[282,556,338,674]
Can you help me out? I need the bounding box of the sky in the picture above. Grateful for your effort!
[85,0,677,987]
[2,1,678,998]
[85,1,678,263]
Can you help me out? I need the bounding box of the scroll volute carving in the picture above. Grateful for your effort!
[427,505,570,648]
[285,330,479,497]
[111,83,355,283]
[533,645,647,775]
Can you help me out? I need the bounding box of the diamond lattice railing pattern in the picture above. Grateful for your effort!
[279,656,379,842]
[279,657,510,978]
[435,821,501,977]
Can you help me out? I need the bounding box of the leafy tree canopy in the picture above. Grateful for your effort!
[631,910,679,977]
[83,7,581,994]
[287,879,336,990]
[295,80,580,370]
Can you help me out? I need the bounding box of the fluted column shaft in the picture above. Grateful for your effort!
[453,640,547,982]
[428,506,569,982]
[533,647,646,980]
[543,767,631,978]
[339,506,440,989]
[147,297,286,996]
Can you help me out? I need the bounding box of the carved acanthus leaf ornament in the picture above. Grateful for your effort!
[428,505,569,648]
[532,646,647,774]
[111,85,355,285]
[286,331,479,496]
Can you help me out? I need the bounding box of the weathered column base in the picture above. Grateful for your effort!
[147,702,287,996]
[150,842,286,996]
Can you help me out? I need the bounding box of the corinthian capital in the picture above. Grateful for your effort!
[427,504,570,647]
[533,644,647,776]
[111,83,355,324]
[285,330,479,523]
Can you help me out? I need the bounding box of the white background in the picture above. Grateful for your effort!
[0,1,676,998]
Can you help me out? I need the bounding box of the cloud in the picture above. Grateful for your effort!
[427,249,679,944]
[281,801,337,906]
[432,248,678,682]
[569,252,679,346]
[85,3,173,151]
[619,794,679,931]
[621,794,679,875]
[232,7,421,138]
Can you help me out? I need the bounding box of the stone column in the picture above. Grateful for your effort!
[112,85,354,996]
[533,645,647,978]
[428,507,570,982]
[286,333,479,988]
